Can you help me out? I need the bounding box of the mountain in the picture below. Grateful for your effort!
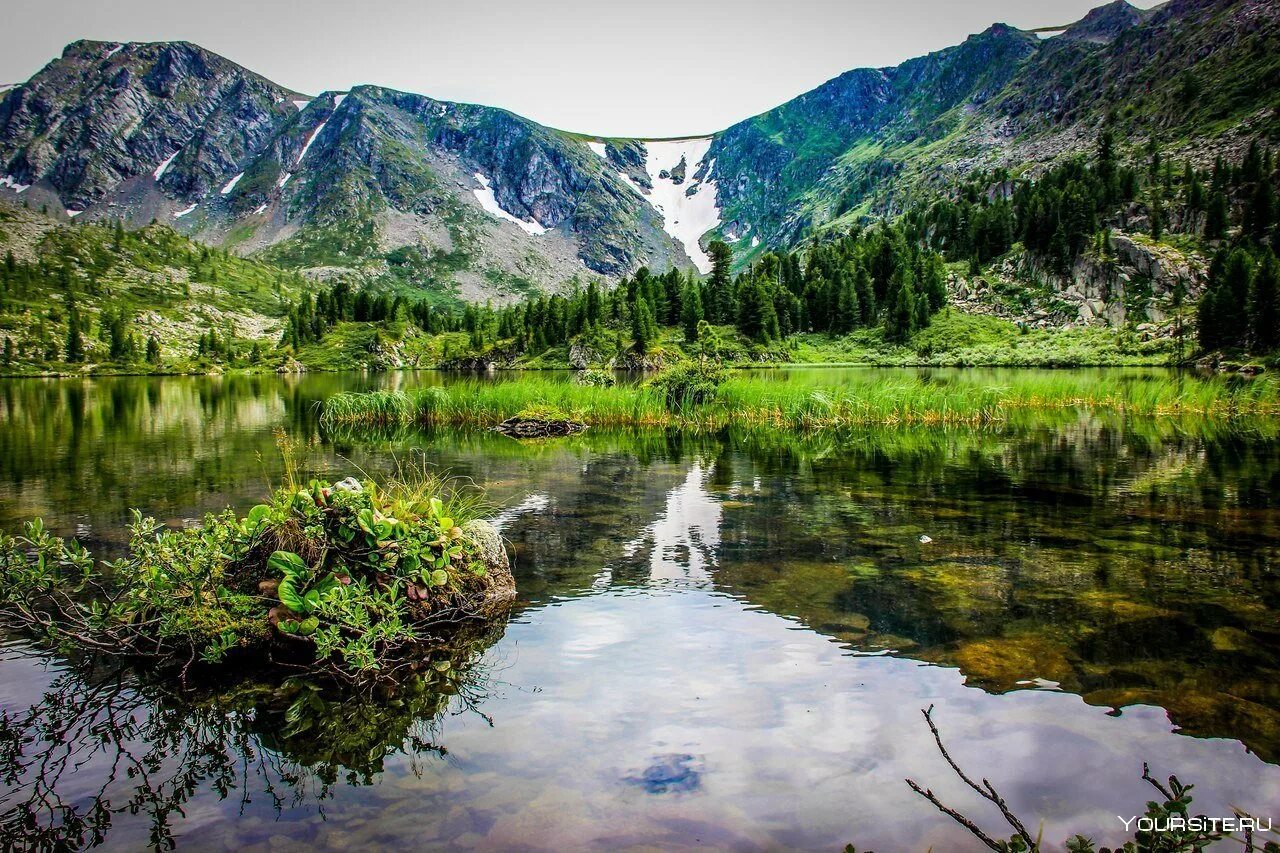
[0,0,1276,301]
[709,0,1280,260]
[0,41,693,300]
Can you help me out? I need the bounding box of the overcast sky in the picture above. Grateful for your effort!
[3,0,1162,138]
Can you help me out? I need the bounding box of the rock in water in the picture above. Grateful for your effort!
[492,416,587,438]
[463,520,516,612]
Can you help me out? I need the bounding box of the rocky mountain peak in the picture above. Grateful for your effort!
[1061,0,1146,43]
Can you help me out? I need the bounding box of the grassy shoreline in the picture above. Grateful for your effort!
[320,371,1280,433]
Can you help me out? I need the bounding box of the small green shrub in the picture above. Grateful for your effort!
[645,362,726,411]
[574,368,616,387]
[0,469,500,684]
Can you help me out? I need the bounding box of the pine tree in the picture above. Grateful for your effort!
[883,268,917,343]
[146,336,161,365]
[1205,192,1229,240]
[736,278,779,343]
[64,296,84,362]
[1149,191,1164,240]
[631,296,657,353]
[681,282,704,341]
[1199,249,1254,351]
[854,265,876,325]
[1250,249,1280,352]
[707,241,734,323]
[1244,178,1275,242]
[833,265,860,334]
[2,337,12,367]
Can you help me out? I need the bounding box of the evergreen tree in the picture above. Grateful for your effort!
[707,240,734,323]
[1244,178,1275,242]
[833,264,860,334]
[2,336,12,367]
[1205,192,1229,240]
[146,335,162,365]
[736,278,779,343]
[681,281,704,341]
[1250,249,1280,352]
[1199,249,1254,351]
[883,268,918,343]
[631,296,657,352]
[64,295,84,362]
[586,281,602,327]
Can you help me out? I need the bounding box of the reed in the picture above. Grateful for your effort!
[319,371,1280,433]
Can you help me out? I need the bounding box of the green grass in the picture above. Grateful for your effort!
[785,311,1178,367]
[320,369,1280,434]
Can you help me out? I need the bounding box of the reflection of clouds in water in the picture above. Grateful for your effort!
[623,461,722,587]
[425,591,1280,852]
[488,493,551,535]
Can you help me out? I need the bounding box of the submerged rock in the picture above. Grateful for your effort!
[492,416,588,438]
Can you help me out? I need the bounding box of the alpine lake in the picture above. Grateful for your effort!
[0,367,1277,851]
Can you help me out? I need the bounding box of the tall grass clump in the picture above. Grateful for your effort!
[319,367,1280,433]
[320,390,416,428]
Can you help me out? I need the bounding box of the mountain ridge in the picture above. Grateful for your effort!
[1,0,1276,302]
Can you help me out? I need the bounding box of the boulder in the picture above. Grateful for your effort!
[463,520,516,612]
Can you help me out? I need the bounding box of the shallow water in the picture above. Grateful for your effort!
[0,370,1278,850]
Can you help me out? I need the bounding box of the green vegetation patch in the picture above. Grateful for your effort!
[0,456,509,684]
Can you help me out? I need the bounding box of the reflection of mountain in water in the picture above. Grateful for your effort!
[411,421,1280,762]
[623,461,722,587]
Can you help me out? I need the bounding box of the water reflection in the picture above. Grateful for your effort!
[0,624,502,850]
[1,372,1279,849]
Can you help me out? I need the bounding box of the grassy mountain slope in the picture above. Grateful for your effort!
[0,202,304,373]
[705,0,1280,262]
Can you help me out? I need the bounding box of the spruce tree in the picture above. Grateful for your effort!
[1205,192,1229,240]
[707,241,734,323]
[1250,249,1279,352]
[1244,179,1275,242]
[736,278,779,343]
[884,268,917,343]
[146,336,161,365]
[64,296,84,362]
[681,282,704,341]
[631,296,657,353]
[834,265,860,334]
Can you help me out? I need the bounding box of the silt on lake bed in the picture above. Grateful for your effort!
[0,368,1278,851]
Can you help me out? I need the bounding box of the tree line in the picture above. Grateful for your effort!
[283,222,950,360]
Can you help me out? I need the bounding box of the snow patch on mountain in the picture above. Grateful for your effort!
[174,203,197,218]
[587,141,607,158]
[640,138,720,273]
[0,176,30,193]
[153,150,179,180]
[220,172,244,194]
[296,122,327,165]
[472,172,546,236]
[292,99,310,111]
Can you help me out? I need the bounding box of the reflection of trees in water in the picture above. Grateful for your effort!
[407,419,1276,762]
[701,420,1280,762]
[0,374,366,545]
[0,621,503,848]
